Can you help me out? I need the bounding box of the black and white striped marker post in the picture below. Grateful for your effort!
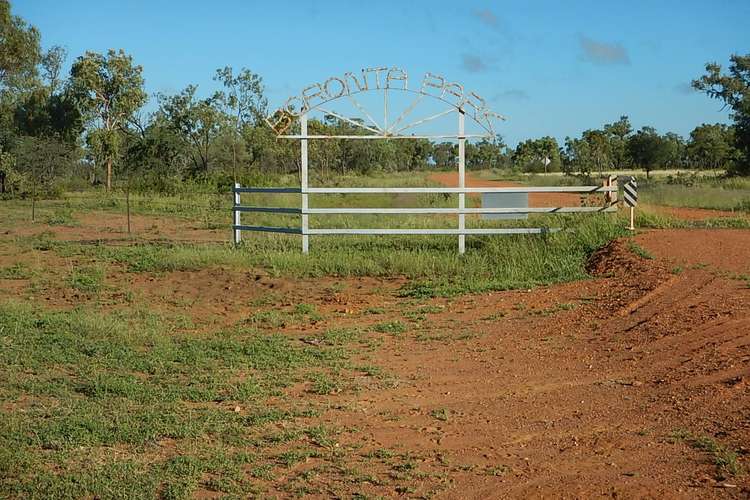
[623,177,637,230]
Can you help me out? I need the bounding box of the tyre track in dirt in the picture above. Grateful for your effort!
[309,234,750,498]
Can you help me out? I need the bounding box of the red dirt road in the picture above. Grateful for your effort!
[305,232,750,498]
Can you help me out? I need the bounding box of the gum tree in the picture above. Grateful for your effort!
[70,49,146,190]
[0,0,40,90]
[693,53,750,174]
[213,66,267,181]
[157,85,224,176]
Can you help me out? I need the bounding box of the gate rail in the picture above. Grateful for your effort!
[232,180,618,252]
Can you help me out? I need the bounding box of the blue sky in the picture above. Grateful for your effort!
[13,0,750,146]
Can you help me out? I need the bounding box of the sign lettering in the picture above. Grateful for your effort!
[265,67,500,135]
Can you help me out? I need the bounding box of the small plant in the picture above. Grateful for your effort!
[690,435,742,478]
[249,291,281,307]
[416,305,443,314]
[294,303,323,322]
[484,465,510,476]
[250,464,275,481]
[308,372,341,395]
[531,302,577,316]
[0,263,32,279]
[372,321,407,335]
[247,310,287,328]
[430,408,450,422]
[249,304,323,329]
[627,240,654,260]
[28,231,58,251]
[305,425,335,448]
[670,429,743,478]
[735,274,750,288]
[278,449,317,468]
[482,311,506,321]
[367,448,395,460]
[45,209,77,226]
[398,282,437,299]
[358,365,383,377]
[321,327,360,345]
[67,265,105,294]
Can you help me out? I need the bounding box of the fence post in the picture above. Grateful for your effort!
[233,182,241,245]
[458,109,466,254]
[300,113,309,253]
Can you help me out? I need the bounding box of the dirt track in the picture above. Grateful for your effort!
[298,232,749,498]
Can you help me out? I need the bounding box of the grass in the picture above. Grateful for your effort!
[247,304,323,329]
[0,301,357,498]
[639,176,750,212]
[3,171,749,496]
[371,321,408,335]
[627,241,654,260]
[67,265,106,294]
[670,429,743,479]
[0,263,33,279]
[8,171,749,299]
[21,210,632,298]
[45,208,78,226]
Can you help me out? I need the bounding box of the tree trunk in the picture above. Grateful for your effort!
[126,176,131,234]
[232,141,237,183]
[106,157,113,192]
[31,180,36,222]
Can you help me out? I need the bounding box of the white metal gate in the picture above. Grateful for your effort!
[232,67,618,253]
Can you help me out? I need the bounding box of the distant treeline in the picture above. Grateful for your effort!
[1,0,748,198]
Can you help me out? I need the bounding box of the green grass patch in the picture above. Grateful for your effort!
[247,303,323,329]
[307,371,342,395]
[11,178,639,299]
[0,301,357,497]
[0,263,33,280]
[627,241,654,260]
[14,184,647,297]
[371,321,408,335]
[639,176,750,212]
[45,208,78,226]
[670,429,743,479]
[67,265,106,294]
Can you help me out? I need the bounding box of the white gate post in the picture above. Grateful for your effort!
[300,113,309,253]
[233,182,241,245]
[458,109,466,254]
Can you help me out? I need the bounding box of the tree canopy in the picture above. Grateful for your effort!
[0,0,748,203]
[693,53,750,174]
[69,49,147,190]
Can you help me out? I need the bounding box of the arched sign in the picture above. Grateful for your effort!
[265,66,506,139]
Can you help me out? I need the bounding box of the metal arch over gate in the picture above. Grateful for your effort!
[232,67,619,253]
